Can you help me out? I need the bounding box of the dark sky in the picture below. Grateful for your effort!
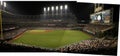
[4,1,119,23]
[5,1,94,23]
[5,1,77,15]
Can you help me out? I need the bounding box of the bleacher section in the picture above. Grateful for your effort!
[2,24,19,31]
[2,24,27,40]
[0,38,117,55]
[83,24,113,35]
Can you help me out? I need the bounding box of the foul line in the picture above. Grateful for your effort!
[8,29,27,42]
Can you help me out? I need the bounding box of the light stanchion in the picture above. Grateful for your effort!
[60,5,63,16]
[56,6,58,15]
[64,5,68,14]
[51,6,54,16]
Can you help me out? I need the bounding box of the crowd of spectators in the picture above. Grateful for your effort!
[3,28,27,40]
[0,24,117,55]
[0,38,117,55]
[2,24,27,40]
[2,24,19,31]
[57,38,117,55]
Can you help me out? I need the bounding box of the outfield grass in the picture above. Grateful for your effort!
[10,30,91,49]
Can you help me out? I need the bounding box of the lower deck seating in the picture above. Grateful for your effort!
[3,28,27,40]
[83,24,113,34]
[0,38,117,55]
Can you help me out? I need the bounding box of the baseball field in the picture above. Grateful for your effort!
[10,29,92,49]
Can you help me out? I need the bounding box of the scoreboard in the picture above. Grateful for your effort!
[90,9,112,25]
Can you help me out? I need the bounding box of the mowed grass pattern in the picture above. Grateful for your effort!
[10,30,91,48]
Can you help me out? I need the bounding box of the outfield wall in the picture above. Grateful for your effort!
[27,27,73,30]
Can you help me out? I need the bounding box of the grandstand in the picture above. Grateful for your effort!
[0,1,119,55]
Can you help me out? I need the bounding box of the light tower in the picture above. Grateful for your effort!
[51,6,54,15]
[47,7,50,15]
[1,2,7,11]
[43,7,46,19]
[44,7,46,15]
[64,5,68,14]
[60,5,63,10]
[4,2,6,8]
[64,5,68,10]
[51,6,54,11]
[55,6,58,15]
[60,5,63,15]
[0,2,6,40]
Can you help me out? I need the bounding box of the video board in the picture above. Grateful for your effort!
[90,9,112,24]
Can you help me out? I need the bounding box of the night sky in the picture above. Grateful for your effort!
[5,1,77,15]
[4,1,119,23]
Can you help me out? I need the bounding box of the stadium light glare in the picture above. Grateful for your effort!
[44,7,46,12]
[56,6,58,10]
[1,1,3,5]
[47,7,50,11]
[51,6,54,11]
[65,5,68,10]
[4,2,6,7]
[60,5,63,10]
[97,15,102,20]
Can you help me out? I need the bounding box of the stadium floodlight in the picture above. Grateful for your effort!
[56,6,58,10]
[4,2,6,7]
[51,6,54,11]
[44,7,46,12]
[47,7,50,11]
[1,1,3,5]
[60,5,63,10]
[65,5,68,10]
